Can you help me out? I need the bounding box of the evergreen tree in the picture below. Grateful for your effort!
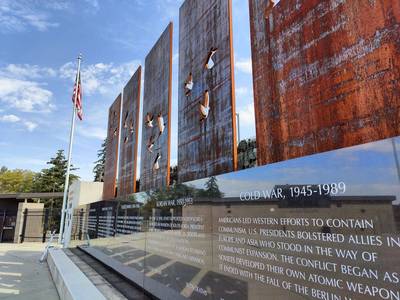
[34,150,79,193]
[0,166,8,174]
[93,138,106,182]
[197,176,223,198]
[205,176,223,198]
[169,166,178,185]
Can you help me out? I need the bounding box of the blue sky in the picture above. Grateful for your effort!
[0,0,256,180]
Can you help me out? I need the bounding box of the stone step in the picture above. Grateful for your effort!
[67,248,151,300]
[47,248,106,300]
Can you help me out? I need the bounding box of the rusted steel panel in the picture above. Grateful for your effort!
[178,0,237,183]
[140,24,173,191]
[118,67,141,197]
[249,0,400,166]
[103,95,121,200]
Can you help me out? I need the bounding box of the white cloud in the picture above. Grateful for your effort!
[0,78,54,112]
[78,126,107,140]
[236,86,250,97]
[23,120,38,131]
[237,103,255,126]
[0,64,56,113]
[0,114,20,122]
[0,0,104,33]
[83,0,99,10]
[236,58,253,74]
[59,60,141,96]
[0,0,59,32]
[43,1,71,11]
[0,64,57,79]
[0,114,38,132]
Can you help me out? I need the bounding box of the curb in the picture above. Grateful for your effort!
[47,248,106,300]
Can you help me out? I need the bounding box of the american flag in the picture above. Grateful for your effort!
[72,71,83,120]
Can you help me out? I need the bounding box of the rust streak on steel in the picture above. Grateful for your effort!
[249,0,400,166]
[178,0,237,183]
[103,95,121,200]
[140,23,173,191]
[118,66,141,197]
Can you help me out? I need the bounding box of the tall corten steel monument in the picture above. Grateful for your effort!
[178,0,237,183]
[249,0,400,166]
[140,24,173,191]
[118,66,141,197]
[103,95,121,199]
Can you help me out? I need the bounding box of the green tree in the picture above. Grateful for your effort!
[0,166,8,174]
[0,169,36,193]
[93,138,106,182]
[198,176,223,198]
[34,150,79,193]
[169,166,178,185]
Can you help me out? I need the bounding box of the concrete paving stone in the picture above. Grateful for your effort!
[0,243,59,300]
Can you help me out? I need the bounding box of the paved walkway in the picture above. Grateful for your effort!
[0,243,59,300]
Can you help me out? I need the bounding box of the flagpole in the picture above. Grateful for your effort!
[58,54,82,246]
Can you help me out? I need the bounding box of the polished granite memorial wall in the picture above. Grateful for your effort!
[82,136,400,300]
